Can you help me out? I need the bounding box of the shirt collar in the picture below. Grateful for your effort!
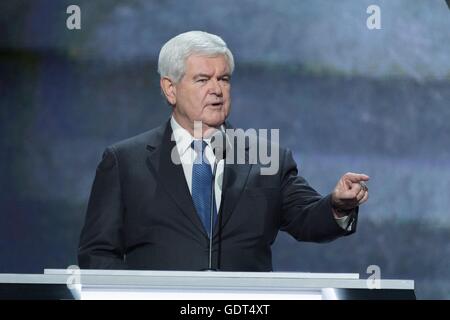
[170,115,230,157]
[170,116,195,157]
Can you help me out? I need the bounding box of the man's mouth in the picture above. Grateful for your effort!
[207,102,224,108]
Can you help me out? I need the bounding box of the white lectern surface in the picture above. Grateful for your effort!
[0,269,414,300]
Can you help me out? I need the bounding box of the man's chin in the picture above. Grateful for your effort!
[204,116,226,127]
[202,112,227,128]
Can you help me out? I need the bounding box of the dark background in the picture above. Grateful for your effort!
[1,0,449,299]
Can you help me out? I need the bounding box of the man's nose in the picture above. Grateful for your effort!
[208,79,223,96]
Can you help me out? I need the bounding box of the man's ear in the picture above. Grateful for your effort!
[160,77,177,105]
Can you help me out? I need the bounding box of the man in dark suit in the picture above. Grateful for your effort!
[78,31,369,271]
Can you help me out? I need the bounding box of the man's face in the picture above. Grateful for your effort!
[169,54,231,133]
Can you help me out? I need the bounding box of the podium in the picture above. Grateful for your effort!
[0,269,415,300]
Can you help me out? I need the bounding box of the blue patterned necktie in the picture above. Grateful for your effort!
[191,140,217,237]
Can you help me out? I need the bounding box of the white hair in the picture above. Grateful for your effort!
[158,31,234,83]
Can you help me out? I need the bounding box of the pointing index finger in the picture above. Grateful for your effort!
[344,172,370,183]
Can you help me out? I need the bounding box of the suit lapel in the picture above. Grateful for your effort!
[146,120,208,237]
[214,126,253,238]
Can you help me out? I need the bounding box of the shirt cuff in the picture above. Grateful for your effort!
[333,209,355,231]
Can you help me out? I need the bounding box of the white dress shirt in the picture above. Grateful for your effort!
[170,116,352,230]
[171,116,225,211]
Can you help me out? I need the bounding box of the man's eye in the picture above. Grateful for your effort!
[197,79,208,83]
[221,78,230,82]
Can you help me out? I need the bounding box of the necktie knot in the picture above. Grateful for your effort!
[191,140,208,155]
[191,140,209,164]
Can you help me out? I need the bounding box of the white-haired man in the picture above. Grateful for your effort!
[78,31,369,271]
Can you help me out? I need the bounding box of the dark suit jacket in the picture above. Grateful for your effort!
[78,120,357,271]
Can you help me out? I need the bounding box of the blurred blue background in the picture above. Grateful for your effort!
[1,0,449,299]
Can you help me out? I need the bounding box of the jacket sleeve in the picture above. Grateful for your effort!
[78,147,127,269]
[279,148,357,242]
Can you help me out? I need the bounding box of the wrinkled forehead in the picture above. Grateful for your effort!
[184,54,231,76]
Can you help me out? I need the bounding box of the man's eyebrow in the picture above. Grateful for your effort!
[193,73,211,79]
[193,73,231,79]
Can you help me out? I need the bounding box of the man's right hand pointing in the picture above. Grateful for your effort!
[331,172,369,215]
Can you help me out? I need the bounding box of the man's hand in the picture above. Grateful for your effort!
[331,172,369,217]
